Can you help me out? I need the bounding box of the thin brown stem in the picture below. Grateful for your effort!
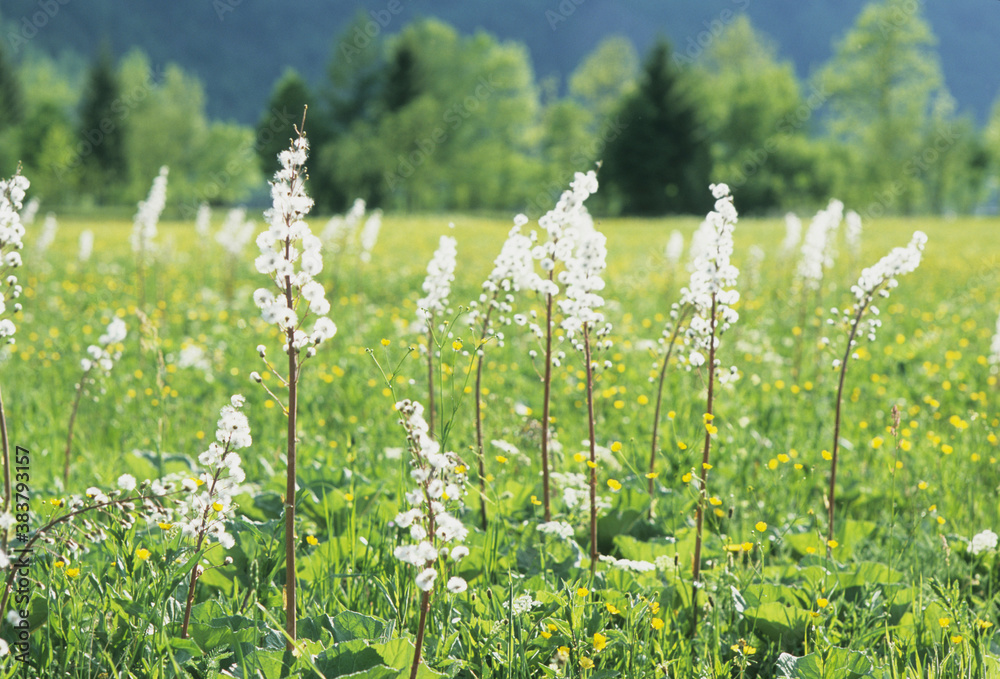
[285,331,298,648]
[828,303,866,555]
[690,293,718,639]
[63,372,90,487]
[648,308,690,515]
[409,589,432,679]
[473,302,497,531]
[583,326,598,574]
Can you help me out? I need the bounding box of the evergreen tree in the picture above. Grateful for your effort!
[256,68,314,176]
[78,44,127,203]
[0,43,24,129]
[382,42,420,113]
[601,40,710,215]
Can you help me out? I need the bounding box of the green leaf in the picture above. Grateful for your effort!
[743,602,813,642]
[330,611,390,642]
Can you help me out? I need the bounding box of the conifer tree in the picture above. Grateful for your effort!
[601,40,710,215]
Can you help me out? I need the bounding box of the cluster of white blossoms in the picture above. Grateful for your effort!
[148,396,250,550]
[845,210,863,256]
[796,198,844,291]
[969,529,998,555]
[195,202,212,238]
[253,132,337,355]
[665,230,684,267]
[830,231,926,357]
[678,184,740,377]
[533,171,599,276]
[598,554,656,573]
[415,235,458,334]
[358,209,382,263]
[558,223,612,353]
[130,166,169,256]
[0,169,29,342]
[20,197,39,226]
[78,230,94,262]
[391,399,469,594]
[781,212,802,256]
[468,215,539,343]
[321,198,366,249]
[80,317,127,378]
[35,212,57,258]
[215,207,256,258]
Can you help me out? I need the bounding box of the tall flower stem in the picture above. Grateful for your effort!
[827,304,864,555]
[473,308,495,531]
[409,590,432,679]
[63,372,90,486]
[690,293,718,638]
[583,325,598,574]
[540,270,556,522]
[648,307,691,513]
[284,282,299,648]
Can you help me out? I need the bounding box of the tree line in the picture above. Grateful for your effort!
[1,0,998,216]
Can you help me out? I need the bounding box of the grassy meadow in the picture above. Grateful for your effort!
[4,209,1000,678]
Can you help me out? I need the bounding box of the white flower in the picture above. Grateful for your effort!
[503,594,539,615]
[796,199,843,291]
[415,568,438,592]
[969,529,998,555]
[416,235,458,332]
[678,184,741,372]
[130,166,169,255]
[537,521,575,540]
[117,474,137,492]
[838,231,926,345]
[446,576,468,593]
[665,230,684,266]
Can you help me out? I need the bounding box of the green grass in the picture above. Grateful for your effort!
[3,211,1000,677]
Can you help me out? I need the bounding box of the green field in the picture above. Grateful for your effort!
[5,211,1000,677]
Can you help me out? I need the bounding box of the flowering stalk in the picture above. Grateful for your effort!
[391,400,469,679]
[64,317,127,485]
[558,215,610,572]
[825,231,926,553]
[416,235,457,438]
[792,199,843,379]
[469,217,537,529]
[130,166,169,309]
[0,168,29,518]
[681,184,740,637]
[251,115,336,647]
[528,171,599,521]
[177,396,251,638]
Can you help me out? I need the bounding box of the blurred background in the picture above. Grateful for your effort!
[0,0,997,218]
